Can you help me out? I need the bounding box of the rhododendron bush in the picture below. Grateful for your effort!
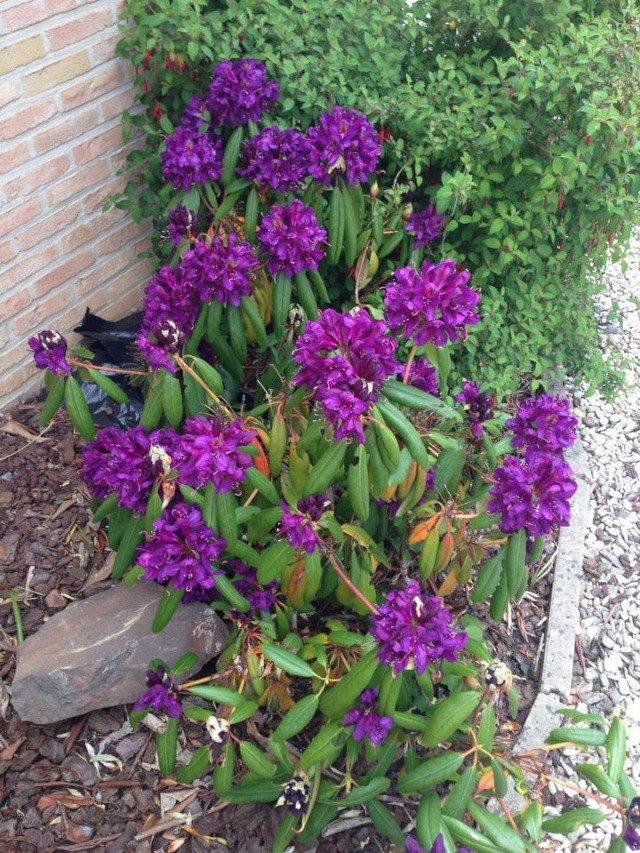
[30,61,635,852]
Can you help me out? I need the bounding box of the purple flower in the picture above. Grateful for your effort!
[140,265,201,343]
[206,59,279,127]
[81,425,176,514]
[405,204,445,247]
[487,453,577,537]
[277,772,311,819]
[370,580,468,675]
[292,309,399,443]
[180,233,259,306]
[279,494,331,553]
[406,835,472,853]
[173,415,255,491]
[506,394,578,456]
[306,106,381,185]
[239,126,311,192]
[229,559,279,617]
[384,259,480,347]
[455,380,494,438]
[624,799,640,850]
[181,95,208,132]
[28,330,71,375]
[133,665,182,719]
[167,204,197,245]
[161,124,223,191]
[404,357,439,396]
[342,687,393,746]
[257,200,327,277]
[137,502,225,595]
[137,320,185,373]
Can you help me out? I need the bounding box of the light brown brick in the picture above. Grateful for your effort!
[2,0,74,33]
[4,287,33,321]
[23,50,91,97]
[72,125,122,166]
[1,364,35,401]
[47,8,113,51]
[60,63,125,112]
[94,221,139,257]
[33,249,95,297]
[90,33,120,65]
[4,244,58,291]
[0,198,41,239]
[0,80,19,110]
[59,222,96,254]
[0,239,18,265]
[0,34,44,75]
[11,287,71,336]
[100,88,135,122]
[15,202,81,253]
[0,140,31,175]
[76,251,131,296]
[2,154,70,203]
[0,101,56,143]
[83,172,128,215]
[33,107,99,155]
[46,159,109,206]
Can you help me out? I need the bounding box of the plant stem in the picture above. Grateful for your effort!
[540,772,626,816]
[173,354,221,406]
[326,552,379,616]
[9,591,23,644]
[68,358,147,377]
[402,344,417,384]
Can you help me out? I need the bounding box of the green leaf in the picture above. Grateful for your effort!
[340,776,391,805]
[188,685,245,705]
[505,528,528,600]
[442,766,479,818]
[172,652,198,675]
[215,574,250,613]
[229,700,259,724]
[397,752,465,795]
[303,439,347,496]
[376,400,431,469]
[215,489,237,548]
[319,648,379,718]
[416,791,441,851]
[39,374,66,427]
[221,126,243,188]
[367,799,405,846]
[442,816,502,853]
[517,801,543,843]
[605,716,626,783]
[156,717,178,776]
[382,379,461,421]
[421,692,480,747]
[468,801,527,852]
[239,741,277,778]
[64,375,96,440]
[256,539,295,585]
[575,763,620,798]
[299,721,345,770]
[261,643,316,678]
[245,466,280,504]
[546,727,607,747]
[161,372,183,427]
[541,808,604,834]
[92,493,118,524]
[176,745,211,784]
[88,369,129,403]
[152,586,185,633]
[272,694,319,742]
[111,513,145,579]
[471,552,505,603]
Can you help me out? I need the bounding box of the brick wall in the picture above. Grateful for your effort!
[0,0,154,412]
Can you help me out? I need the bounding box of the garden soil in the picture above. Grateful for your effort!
[0,399,556,852]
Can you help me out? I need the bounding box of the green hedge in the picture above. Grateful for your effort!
[113,0,639,394]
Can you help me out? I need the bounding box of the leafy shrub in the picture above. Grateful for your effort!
[33,60,637,852]
[112,0,639,396]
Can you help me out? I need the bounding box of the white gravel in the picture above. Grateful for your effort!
[538,237,640,852]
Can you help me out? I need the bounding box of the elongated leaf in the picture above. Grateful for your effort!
[303,440,347,496]
[229,700,259,724]
[319,648,379,717]
[261,643,315,678]
[272,694,319,742]
[157,717,178,776]
[575,763,620,797]
[215,574,250,612]
[421,692,480,747]
[92,492,118,524]
[161,372,183,427]
[213,742,235,796]
[139,374,164,429]
[546,727,607,747]
[397,752,464,794]
[64,375,96,439]
[111,513,145,579]
[606,716,626,783]
[222,779,284,804]
[416,791,441,851]
[88,368,128,403]
[442,816,502,853]
[367,799,405,846]
[442,766,479,819]
[191,356,224,396]
[299,721,345,770]
[471,552,505,603]
[245,466,280,504]
[40,373,66,427]
[382,379,461,420]
[376,400,431,468]
[256,539,295,585]
[468,801,527,852]
[541,808,604,834]
[215,489,237,548]
[340,777,390,805]
[176,745,211,784]
[188,685,245,705]
[347,445,370,522]
[221,126,243,187]
[239,741,276,778]
[505,528,528,600]
[272,271,292,336]
[516,801,543,843]
[152,586,185,633]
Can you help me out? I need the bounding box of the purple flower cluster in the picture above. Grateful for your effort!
[137,320,185,373]
[257,200,326,277]
[384,259,480,348]
[292,309,399,443]
[404,357,439,396]
[487,453,577,537]
[506,393,578,455]
[342,688,393,746]
[82,425,175,514]
[306,106,381,185]
[173,415,255,492]
[160,124,223,192]
[133,665,182,719]
[490,393,579,537]
[28,330,71,375]
[455,379,494,438]
[239,126,310,192]
[279,494,331,553]
[206,59,279,127]
[137,502,225,596]
[405,204,445,247]
[138,265,202,369]
[167,204,197,245]
[180,233,259,306]
[370,580,468,675]
[229,559,279,617]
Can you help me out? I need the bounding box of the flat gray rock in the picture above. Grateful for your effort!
[11,581,227,724]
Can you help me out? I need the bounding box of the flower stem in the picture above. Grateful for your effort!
[173,354,221,406]
[9,591,23,644]
[402,344,417,384]
[68,358,147,377]
[540,772,626,816]
[326,552,379,616]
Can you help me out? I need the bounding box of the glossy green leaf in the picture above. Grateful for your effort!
[64,375,96,440]
[272,694,319,742]
[152,585,185,633]
[156,717,178,776]
[176,745,211,784]
[541,807,604,834]
[421,692,480,747]
[256,539,295,585]
[397,751,464,794]
[261,643,316,678]
[299,721,345,770]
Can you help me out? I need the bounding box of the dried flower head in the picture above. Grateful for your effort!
[205,715,231,744]
[28,330,71,375]
[277,772,311,818]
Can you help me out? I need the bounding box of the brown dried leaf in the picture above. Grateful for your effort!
[0,736,26,761]
[0,418,48,442]
[80,551,116,592]
[50,497,78,521]
[37,793,95,810]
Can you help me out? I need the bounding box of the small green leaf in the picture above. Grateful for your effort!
[397,752,465,795]
[261,643,316,678]
[256,539,295,585]
[340,777,390,805]
[421,692,480,747]
[546,727,607,747]
[299,721,345,770]
[272,694,319,742]
[152,586,185,633]
[156,717,178,776]
[239,741,277,778]
[64,375,96,440]
[188,685,245,705]
[541,807,604,834]
[176,745,211,784]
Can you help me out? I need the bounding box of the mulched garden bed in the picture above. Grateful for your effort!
[0,397,556,852]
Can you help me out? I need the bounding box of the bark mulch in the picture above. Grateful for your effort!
[0,398,555,852]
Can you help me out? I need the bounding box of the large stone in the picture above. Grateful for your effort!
[11,581,228,725]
